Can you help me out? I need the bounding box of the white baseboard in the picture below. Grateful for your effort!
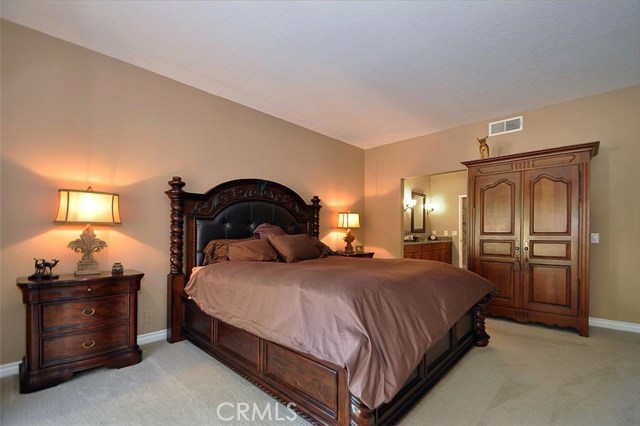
[589,317,640,333]
[0,361,21,379]
[0,329,168,378]
[137,329,168,345]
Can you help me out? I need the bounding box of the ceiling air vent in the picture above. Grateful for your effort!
[488,116,523,136]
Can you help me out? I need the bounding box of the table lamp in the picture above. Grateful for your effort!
[54,187,121,275]
[337,212,360,253]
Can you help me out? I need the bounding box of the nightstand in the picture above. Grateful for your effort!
[334,251,375,258]
[17,270,144,393]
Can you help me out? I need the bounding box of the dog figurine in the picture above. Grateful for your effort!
[478,137,490,159]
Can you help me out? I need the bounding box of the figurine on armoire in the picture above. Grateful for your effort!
[477,136,490,159]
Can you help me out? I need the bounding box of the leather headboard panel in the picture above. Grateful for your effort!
[194,200,310,266]
[167,177,321,275]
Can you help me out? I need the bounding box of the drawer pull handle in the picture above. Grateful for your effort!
[82,307,95,316]
[82,339,96,349]
[87,287,92,292]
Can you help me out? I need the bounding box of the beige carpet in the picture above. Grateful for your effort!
[1,318,639,426]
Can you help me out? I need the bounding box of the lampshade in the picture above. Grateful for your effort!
[54,189,121,225]
[337,212,360,229]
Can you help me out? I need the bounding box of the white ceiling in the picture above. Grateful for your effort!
[2,1,639,149]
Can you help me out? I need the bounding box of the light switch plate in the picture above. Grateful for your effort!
[590,233,600,244]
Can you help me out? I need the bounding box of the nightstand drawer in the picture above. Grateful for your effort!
[41,294,130,332]
[38,280,131,302]
[41,322,129,367]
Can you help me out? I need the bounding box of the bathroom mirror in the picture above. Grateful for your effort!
[411,191,426,233]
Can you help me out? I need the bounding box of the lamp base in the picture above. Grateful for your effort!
[343,230,355,253]
[75,259,100,276]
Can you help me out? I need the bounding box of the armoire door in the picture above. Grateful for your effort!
[521,164,580,316]
[473,172,522,308]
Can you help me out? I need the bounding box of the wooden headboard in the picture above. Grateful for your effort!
[165,176,321,341]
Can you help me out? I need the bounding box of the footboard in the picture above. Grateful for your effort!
[179,292,493,426]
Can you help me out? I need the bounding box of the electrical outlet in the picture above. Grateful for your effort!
[590,233,600,244]
[444,230,449,236]
[452,230,458,236]
[143,311,154,324]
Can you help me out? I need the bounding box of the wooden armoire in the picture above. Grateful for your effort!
[462,142,599,336]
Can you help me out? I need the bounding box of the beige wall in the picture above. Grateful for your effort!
[429,170,467,238]
[0,21,365,364]
[428,170,467,238]
[429,170,467,267]
[365,85,640,325]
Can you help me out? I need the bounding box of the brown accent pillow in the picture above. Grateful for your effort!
[253,223,286,240]
[228,239,279,262]
[267,234,323,263]
[202,236,257,265]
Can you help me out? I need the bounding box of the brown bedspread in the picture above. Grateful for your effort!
[185,256,495,409]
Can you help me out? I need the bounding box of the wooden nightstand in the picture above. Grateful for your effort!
[334,251,375,258]
[17,270,144,393]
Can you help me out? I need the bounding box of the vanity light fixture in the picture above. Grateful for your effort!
[54,187,121,275]
[404,199,417,211]
[426,203,435,214]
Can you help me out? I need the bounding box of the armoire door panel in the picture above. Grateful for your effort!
[480,240,514,257]
[530,176,570,234]
[530,241,571,260]
[523,265,577,316]
[479,261,520,307]
[524,166,579,237]
[478,176,520,235]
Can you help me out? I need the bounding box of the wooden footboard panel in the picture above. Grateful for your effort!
[180,294,490,426]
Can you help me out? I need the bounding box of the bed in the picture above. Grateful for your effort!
[166,176,495,426]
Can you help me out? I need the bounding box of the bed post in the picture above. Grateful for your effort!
[474,292,494,347]
[166,176,186,343]
[311,195,321,238]
[350,395,374,426]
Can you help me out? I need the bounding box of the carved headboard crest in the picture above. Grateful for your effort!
[193,179,313,221]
